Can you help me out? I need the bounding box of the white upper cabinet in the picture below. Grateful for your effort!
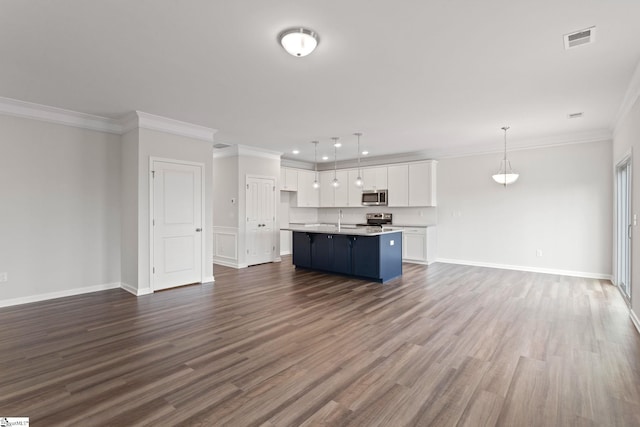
[319,171,335,207]
[294,170,319,207]
[387,164,409,207]
[408,161,437,206]
[334,170,349,207]
[362,166,387,190]
[347,170,363,207]
[280,167,298,191]
[319,170,349,207]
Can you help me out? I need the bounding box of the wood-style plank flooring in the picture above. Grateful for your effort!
[1,259,639,426]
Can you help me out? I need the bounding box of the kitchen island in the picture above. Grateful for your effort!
[282,225,403,283]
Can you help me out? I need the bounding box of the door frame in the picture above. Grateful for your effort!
[149,157,206,292]
[245,174,277,266]
[615,149,633,304]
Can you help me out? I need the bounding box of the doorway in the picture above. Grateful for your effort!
[151,159,204,291]
[616,155,632,302]
[246,175,276,266]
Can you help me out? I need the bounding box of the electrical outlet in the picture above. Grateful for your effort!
[0,272,7,283]
[536,249,543,257]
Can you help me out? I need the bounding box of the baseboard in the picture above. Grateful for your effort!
[0,282,122,308]
[213,258,247,269]
[435,258,612,281]
[120,282,152,296]
[202,275,215,284]
[630,309,640,336]
[280,251,291,256]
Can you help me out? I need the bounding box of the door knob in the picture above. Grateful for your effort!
[196,228,202,232]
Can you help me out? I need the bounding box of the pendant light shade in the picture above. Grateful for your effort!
[331,137,340,188]
[311,141,320,189]
[354,132,363,187]
[492,126,519,186]
[278,28,319,57]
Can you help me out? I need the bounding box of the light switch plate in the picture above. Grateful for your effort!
[0,272,7,283]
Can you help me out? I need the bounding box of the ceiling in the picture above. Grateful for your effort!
[2,0,640,163]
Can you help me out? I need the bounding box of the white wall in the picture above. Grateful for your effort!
[0,115,121,305]
[120,128,139,291]
[613,93,640,324]
[437,140,613,278]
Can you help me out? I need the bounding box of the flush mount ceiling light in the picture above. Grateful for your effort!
[492,126,519,186]
[278,27,319,57]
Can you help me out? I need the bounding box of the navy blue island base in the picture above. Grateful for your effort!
[291,230,403,283]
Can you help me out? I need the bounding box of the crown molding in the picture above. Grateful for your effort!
[0,96,122,134]
[134,111,217,142]
[213,144,282,160]
[613,59,640,135]
[0,96,217,141]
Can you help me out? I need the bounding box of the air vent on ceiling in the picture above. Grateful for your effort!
[564,26,596,50]
[568,112,584,119]
[213,143,231,149]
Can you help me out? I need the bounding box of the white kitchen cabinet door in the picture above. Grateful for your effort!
[362,166,388,190]
[403,229,427,262]
[387,165,409,207]
[319,171,335,207]
[408,161,437,206]
[295,170,319,207]
[334,170,349,207]
[280,167,298,191]
[347,169,363,207]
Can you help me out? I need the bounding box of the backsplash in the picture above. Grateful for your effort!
[317,206,437,226]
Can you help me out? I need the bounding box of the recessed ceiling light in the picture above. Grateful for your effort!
[334,142,342,148]
[322,155,329,161]
[292,149,300,154]
[278,28,320,57]
[362,151,369,155]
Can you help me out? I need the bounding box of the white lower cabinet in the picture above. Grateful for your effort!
[401,226,436,264]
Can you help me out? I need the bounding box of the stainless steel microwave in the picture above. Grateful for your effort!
[362,189,388,206]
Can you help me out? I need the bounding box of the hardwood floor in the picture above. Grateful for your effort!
[1,259,639,426]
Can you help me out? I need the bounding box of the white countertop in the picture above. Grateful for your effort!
[282,224,403,236]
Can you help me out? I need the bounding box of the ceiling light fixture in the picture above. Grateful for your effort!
[322,155,329,161]
[278,27,319,57]
[354,132,363,187]
[312,141,320,189]
[362,150,369,156]
[292,149,300,154]
[492,126,519,186]
[331,137,340,188]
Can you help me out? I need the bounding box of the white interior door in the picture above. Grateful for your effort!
[616,157,632,301]
[246,176,275,266]
[152,160,203,291]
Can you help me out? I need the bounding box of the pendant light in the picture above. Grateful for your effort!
[354,132,363,187]
[331,137,340,188]
[311,140,320,189]
[492,126,519,186]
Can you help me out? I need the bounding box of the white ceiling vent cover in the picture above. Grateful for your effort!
[564,26,596,49]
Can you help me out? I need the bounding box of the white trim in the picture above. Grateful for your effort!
[614,60,640,134]
[630,309,640,336]
[120,282,153,296]
[435,258,612,281]
[213,259,248,269]
[202,276,215,284]
[0,97,218,141]
[150,157,207,292]
[0,282,121,308]
[0,96,122,134]
[136,111,216,142]
[213,144,282,160]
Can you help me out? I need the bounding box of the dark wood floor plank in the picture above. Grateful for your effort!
[1,258,639,426]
